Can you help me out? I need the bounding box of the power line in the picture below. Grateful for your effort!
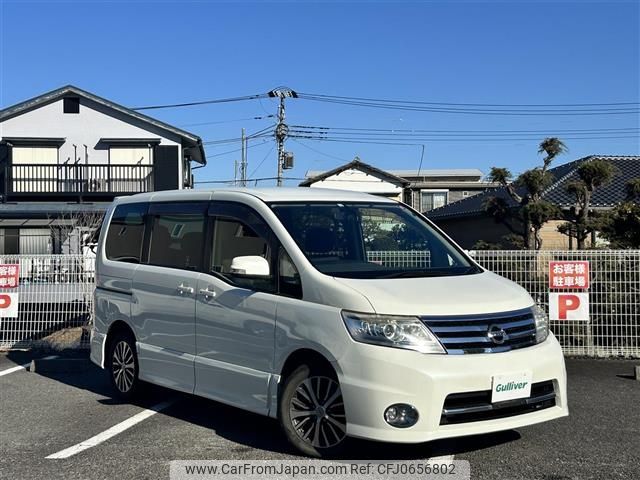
[131,93,269,111]
[289,132,640,141]
[290,139,351,162]
[195,175,305,185]
[289,130,640,140]
[297,93,640,116]
[205,139,270,158]
[290,134,639,145]
[180,114,275,127]
[298,92,640,108]
[290,124,640,135]
[249,144,276,178]
[202,125,276,146]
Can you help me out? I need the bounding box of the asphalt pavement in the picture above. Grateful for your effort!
[0,353,638,480]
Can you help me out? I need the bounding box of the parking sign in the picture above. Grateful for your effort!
[0,264,19,289]
[549,292,589,321]
[0,293,19,318]
[549,261,589,290]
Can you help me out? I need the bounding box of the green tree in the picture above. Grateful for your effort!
[599,178,640,248]
[557,159,617,249]
[484,137,566,249]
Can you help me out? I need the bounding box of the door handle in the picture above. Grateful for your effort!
[177,283,194,295]
[199,288,216,299]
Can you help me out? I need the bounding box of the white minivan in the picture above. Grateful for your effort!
[90,187,568,457]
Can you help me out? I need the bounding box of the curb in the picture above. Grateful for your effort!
[30,358,92,374]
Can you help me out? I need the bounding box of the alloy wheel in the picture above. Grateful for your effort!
[112,340,135,393]
[289,376,346,449]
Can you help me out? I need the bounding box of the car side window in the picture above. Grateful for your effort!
[279,248,303,299]
[148,213,205,271]
[105,203,147,263]
[210,212,276,293]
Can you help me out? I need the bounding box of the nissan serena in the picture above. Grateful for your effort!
[90,187,568,457]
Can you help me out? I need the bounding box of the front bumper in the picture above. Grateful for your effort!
[336,333,568,443]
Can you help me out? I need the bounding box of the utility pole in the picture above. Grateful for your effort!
[268,87,298,186]
[233,160,238,186]
[240,128,247,187]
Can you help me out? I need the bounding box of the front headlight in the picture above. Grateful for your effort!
[532,304,549,344]
[341,311,445,354]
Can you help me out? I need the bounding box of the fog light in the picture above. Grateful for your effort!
[384,404,419,428]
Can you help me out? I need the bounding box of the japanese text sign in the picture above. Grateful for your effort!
[0,264,19,289]
[549,261,589,290]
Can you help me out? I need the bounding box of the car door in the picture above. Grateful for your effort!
[132,201,207,393]
[194,202,277,414]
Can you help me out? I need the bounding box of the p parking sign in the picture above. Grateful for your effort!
[549,293,589,321]
[0,293,19,318]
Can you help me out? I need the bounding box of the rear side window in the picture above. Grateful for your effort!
[148,214,205,270]
[105,203,147,263]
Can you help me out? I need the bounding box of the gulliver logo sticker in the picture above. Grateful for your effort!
[491,371,532,403]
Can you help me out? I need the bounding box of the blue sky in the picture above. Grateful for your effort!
[1,0,639,186]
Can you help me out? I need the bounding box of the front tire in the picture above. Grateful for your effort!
[107,332,140,400]
[279,364,348,457]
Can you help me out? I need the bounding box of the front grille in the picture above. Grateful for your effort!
[440,380,556,425]
[421,308,537,354]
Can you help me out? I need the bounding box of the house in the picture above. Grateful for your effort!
[299,158,410,200]
[0,85,206,254]
[388,168,497,212]
[300,158,497,211]
[426,155,640,250]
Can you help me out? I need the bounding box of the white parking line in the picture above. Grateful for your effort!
[0,355,57,377]
[46,399,176,459]
[428,454,455,462]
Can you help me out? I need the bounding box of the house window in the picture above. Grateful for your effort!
[11,146,59,193]
[109,147,152,165]
[421,190,448,211]
[63,97,80,114]
[108,147,153,193]
[11,146,58,165]
[463,191,469,197]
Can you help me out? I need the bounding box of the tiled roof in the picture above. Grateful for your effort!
[426,155,640,220]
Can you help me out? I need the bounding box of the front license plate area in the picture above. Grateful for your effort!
[491,371,532,403]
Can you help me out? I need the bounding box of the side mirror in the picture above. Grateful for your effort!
[230,256,270,277]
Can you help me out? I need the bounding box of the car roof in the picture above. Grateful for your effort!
[115,187,398,204]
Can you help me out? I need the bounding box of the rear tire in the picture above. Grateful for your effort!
[107,332,140,400]
[278,364,348,458]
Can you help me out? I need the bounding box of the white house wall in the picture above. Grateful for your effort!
[0,97,185,186]
[308,168,403,199]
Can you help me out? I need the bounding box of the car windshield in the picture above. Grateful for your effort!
[270,202,480,279]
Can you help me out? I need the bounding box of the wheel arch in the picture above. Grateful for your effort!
[104,320,137,361]
[279,348,337,382]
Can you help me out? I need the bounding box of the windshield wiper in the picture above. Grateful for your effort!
[382,270,446,279]
[382,266,481,279]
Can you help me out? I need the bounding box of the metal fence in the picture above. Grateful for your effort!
[470,250,640,358]
[367,250,431,268]
[1,251,638,357]
[0,255,94,349]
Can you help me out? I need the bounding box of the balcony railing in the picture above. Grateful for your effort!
[4,163,154,196]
